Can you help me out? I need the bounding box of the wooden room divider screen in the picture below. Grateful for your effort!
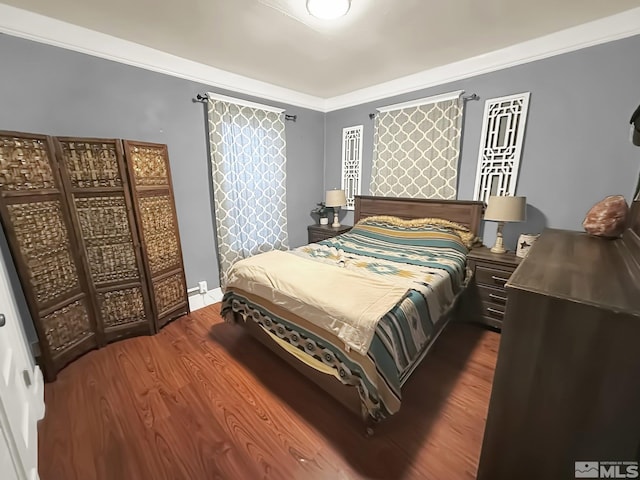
[0,131,188,381]
[123,141,188,329]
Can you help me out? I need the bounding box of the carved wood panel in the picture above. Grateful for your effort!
[6,201,79,305]
[137,194,181,275]
[123,140,188,329]
[0,131,98,380]
[153,272,187,319]
[55,137,154,342]
[97,286,146,328]
[473,92,530,203]
[42,299,92,352]
[1,133,186,380]
[73,196,139,283]
[0,135,56,191]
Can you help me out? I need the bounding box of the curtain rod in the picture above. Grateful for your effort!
[195,93,297,121]
[368,92,480,119]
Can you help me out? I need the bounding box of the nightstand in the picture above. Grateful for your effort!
[467,246,521,330]
[307,224,352,243]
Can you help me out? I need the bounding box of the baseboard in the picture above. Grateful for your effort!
[188,287,223,312]
[32,366,45,420]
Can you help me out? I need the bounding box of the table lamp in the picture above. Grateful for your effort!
[325,189,347,227]
[484,195,527,254]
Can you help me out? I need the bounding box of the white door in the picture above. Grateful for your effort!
[0,423,20,480]
[0,250,45,480]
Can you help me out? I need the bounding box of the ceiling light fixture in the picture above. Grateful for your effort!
[306,0,351,20]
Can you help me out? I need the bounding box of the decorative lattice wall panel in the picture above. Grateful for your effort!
[341,125,363,210]
[473,93,530,203]
[123,140,188,329]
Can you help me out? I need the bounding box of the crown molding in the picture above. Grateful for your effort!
[1,4,640,113]
[323,7,640,112]
[0,3,325,111]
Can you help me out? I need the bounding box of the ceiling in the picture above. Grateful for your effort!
[3,0,640,98]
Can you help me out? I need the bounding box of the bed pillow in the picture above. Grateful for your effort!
[353,215,478,250]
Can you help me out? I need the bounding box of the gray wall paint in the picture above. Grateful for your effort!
[0,33,324,342]
[325,34,640,249]
[3,30,640,344]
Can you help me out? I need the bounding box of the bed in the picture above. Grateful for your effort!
[221,195,484,433]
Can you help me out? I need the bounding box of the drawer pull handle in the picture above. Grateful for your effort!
[491,275,509,284]
[489,293,507,302]
[487,307,504,317]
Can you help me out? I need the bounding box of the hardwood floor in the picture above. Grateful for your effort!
[39,305,500,480]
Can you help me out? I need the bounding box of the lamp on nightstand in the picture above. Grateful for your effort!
[325,189,346,227]
[484,195,526,254]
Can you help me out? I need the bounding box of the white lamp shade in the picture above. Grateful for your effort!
[307,0,351,19]
[485,196,527,222]
[325,189,347,207]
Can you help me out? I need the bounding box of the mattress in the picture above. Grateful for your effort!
[222,216,471,420]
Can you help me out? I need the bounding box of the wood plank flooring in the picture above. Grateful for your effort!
[39,305,500,480]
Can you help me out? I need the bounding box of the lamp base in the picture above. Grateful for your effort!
[332,211,340,228]
[490,221,507,254]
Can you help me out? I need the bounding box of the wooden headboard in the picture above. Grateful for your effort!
[354,196,485,236]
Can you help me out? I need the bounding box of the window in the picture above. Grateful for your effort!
[206,93,288,284]
[370,91,464,200]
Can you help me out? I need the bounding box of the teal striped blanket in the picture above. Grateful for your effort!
[222,217,470,420]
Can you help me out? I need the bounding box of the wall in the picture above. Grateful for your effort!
[0,33,325,342]
[3,30,640,344]
[324,34,640,249]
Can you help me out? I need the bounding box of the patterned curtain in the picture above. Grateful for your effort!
[207,95,288,285]
[370,93,464,199]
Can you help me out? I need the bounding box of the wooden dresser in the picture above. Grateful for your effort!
[478,204,640,480]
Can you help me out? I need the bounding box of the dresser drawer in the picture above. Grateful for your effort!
[475,265,512,288]
[309,231,333,243]
[477,285,508,306]
[307,225,352,244]
[482,301,505,318]
[481,301,506,329]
